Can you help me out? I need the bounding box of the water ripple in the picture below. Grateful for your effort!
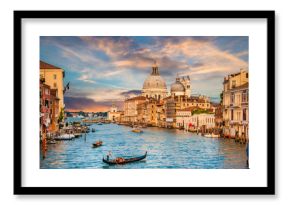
[40,123,248,169]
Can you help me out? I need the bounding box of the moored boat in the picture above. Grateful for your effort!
[204,133,220,138]
[74,133,82,137]
[47,140,56,144]
[102,151,147,165]
[54,134,75,140]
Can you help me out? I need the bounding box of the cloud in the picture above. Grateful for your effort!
[120,90,141,98]
[235,51,248,58]
[65,96,124,112]
[79,36,133,59]
[42,36,248,108]
[77,74,97,84]
[158,38,248,76]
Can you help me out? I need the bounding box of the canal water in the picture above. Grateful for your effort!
[40,123,248,169]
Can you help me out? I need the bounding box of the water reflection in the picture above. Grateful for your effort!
[40,123,248,169]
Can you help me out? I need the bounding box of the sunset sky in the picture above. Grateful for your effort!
[40,36,248,112]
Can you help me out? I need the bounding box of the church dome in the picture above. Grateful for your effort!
[171,81,185,92]
[143,75,167,90]
[142,62,167,90]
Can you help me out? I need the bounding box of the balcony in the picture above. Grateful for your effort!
[40,75,45,83]
[229,120,243,125]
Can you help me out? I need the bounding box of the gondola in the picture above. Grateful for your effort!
[102,151,147,165]
[92,141,103,148]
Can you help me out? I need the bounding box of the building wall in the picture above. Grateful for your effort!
[223,69,249,140]
[40,69,64,113]
[176,110,191,127]
[124,97,146,123]
[191,114,215,129]
[165,98,177,127]
[108,112,122,121]
[40,83,51,133]
[176,113,215,129]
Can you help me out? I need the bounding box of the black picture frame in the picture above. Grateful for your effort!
[14,10,275,195]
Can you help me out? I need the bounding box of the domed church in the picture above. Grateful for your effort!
[171,77,186,97]
[171,75,191,98]
[142,62,168,100]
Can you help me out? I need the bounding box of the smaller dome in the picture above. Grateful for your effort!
[171,81,185,92]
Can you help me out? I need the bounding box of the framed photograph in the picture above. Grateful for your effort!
[14,10,275,195]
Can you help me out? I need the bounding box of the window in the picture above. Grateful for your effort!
[237,94,240,104]
[230,93,235,104]
[232,80,236,88]
[246,73,248,78]
[53,74,57,80]
[231,109,234,120]
[237,111,240,121]
[45,100,49,108]
[53,83,57,88]
[242,90,248,103]
[243,109,247,121]
[45,88,49,95]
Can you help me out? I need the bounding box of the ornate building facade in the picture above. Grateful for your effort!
[222,69,249,142]
[123,62,214,129]
[40,61,65,115]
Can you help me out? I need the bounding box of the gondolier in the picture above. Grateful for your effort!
[106,151,112,161]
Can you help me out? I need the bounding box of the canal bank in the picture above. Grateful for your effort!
[40,123,248,169]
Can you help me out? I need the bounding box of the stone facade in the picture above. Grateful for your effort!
[222,69,249,142]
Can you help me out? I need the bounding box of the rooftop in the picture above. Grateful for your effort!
[40,61,63,70]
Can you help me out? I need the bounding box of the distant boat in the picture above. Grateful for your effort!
[132,127,143,133]
[54,134,75,140]
[204,133,220,138]
[97,122,103,125]
[91,128,96,132]
[47,140,56,144]
[92,141,103,148]
[102,151,147,165]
